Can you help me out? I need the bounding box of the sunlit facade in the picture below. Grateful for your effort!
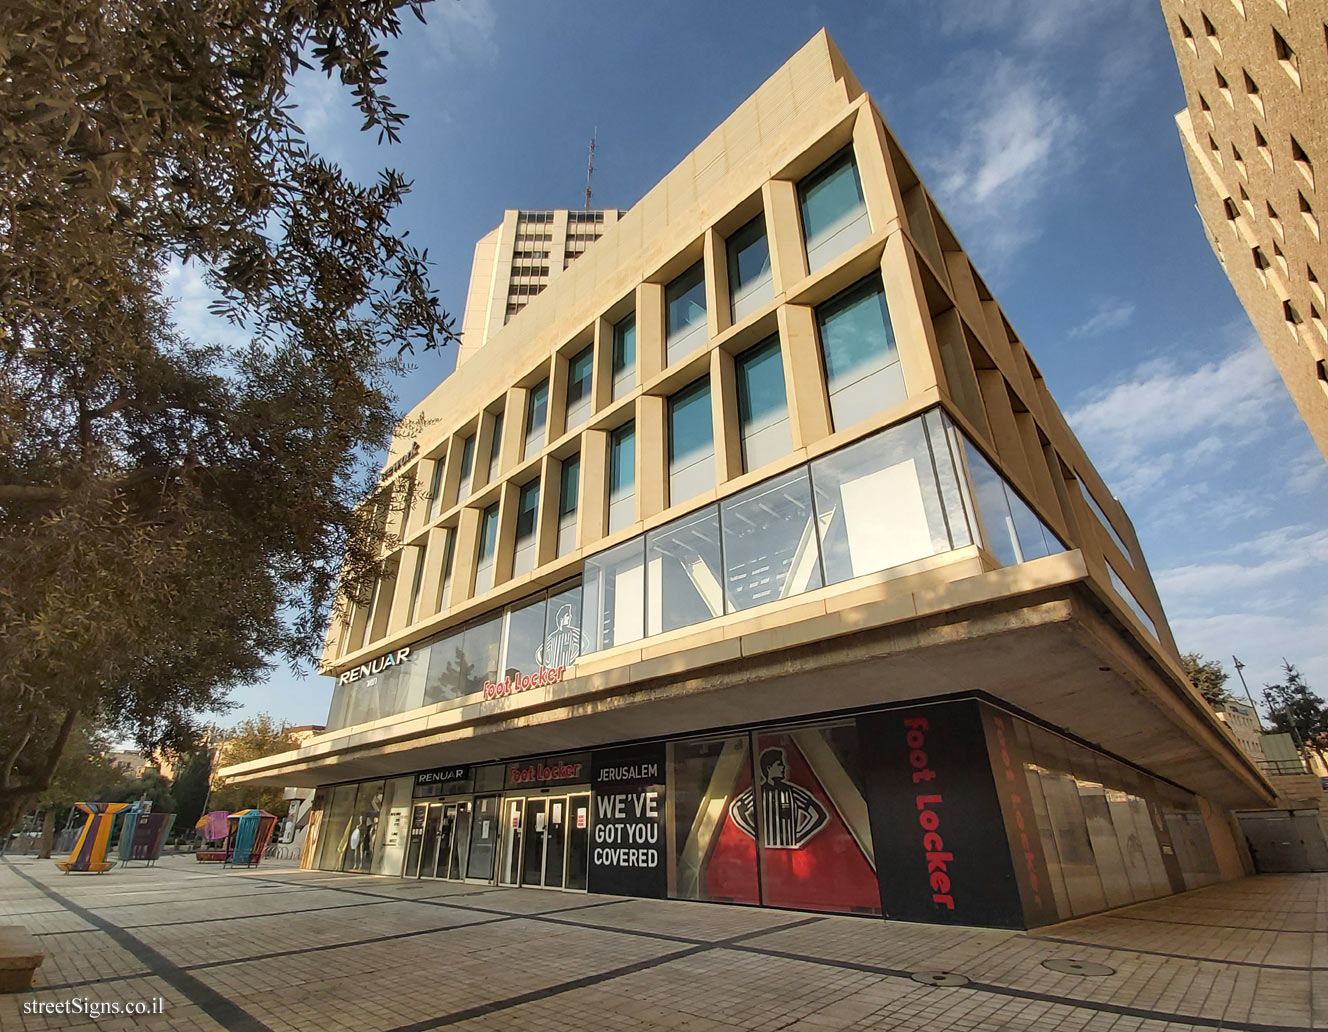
[221,31,1272,929]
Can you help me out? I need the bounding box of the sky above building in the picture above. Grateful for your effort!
[177,0,1328,732]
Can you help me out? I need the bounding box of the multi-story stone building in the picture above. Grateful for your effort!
[1162,0,1328,458]
[221,32,1272,929]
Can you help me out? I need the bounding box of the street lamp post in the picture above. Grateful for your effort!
[1232,656,1261,720]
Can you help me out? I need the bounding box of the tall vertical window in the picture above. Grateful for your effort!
[665,262,707,364]
[457,435,476,499]
[735,336,790,472]
[437,527,456,611]
[608,422,636,534]
[799,148,869,272]
[513,479,540,577]
[816,278,906,430]
[564,347,594,431]
[524,379,548,459]
[612,313,636,400]
[484,412,504,484]
[668,377,714,505]
[557,454,580,556]
[405,543,426,624]
[423,457,445,523]
[474,503,499,595]
[727,214,773,322]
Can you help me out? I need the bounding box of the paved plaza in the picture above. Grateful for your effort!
[0,856,1324,1032]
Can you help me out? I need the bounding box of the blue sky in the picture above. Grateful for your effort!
[175,0,1327,730]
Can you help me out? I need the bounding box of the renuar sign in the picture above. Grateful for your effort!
[337,647,410,686]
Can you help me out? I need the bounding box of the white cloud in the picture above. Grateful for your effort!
[160,259,250,351]
[1070,298,1136,339]
[925,61,1080,268]
[1066,338,1284,494]
[418,0,497,65]
[937,0,1138,46]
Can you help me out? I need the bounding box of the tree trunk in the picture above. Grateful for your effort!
[36,809,55,859]
[0,795,32,856]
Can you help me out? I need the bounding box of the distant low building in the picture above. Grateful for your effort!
[1216,701,1265,763]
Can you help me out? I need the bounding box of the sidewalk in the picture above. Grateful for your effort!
[1,855,1324,1031]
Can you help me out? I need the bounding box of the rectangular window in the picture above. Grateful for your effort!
[612,313,636,400]
[668,377,714,505]
[645,505,723,635]
[437,527,456,611]
[542,581,583,667]
[523,380,548,459]
[962,441,1063,567]
[1075,479,1132,566]
[557,454,579,556]
[461,612,502,695]
[482,413,504,487]
[512,479,540,577]
[458,435,476,499]
[423,457,445,523]
[581,537,644,652]
[405,543,426,624]
[564,346,593,431]
[735,336,790,472]
[721,467,822,612]
[727,214,773,323]
[799,148,869,271]
[608,422,636,534]
[816,278,906,430]
[810,417,967,584]
[665,262,707,365]
[474,503,499,595]
[500,594,547,681]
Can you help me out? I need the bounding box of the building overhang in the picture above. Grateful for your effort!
[222,551,1273,810]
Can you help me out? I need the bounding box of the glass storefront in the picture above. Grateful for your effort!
[309,697,1222,929]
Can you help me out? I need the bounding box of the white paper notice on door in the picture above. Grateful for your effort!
[480,819,491,840]
[552,802,564,823]
[535,811,547,832]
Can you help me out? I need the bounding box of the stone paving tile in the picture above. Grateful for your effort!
[2,856,1325,1031]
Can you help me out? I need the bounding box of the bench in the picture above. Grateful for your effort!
[0,925,44,993]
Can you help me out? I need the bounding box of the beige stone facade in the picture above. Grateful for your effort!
[221,31,1275,926]
[1163,0,1328,458]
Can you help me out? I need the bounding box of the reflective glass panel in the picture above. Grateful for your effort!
[461,612,503,695]
[799,149,869,271]
[666,262,707,364]
[343,780,386,873]
[735,336,790,472]
[565,346,594,431]
[474,503,499,595]
[816,279,905,430]
[524,380,548,459]
[458,435,475,498]
[424,629,465,704]
[667,735,759,904]
[721,468,822,612]
[646,505,723,635]
[811,418,956,584]
[557,454,579,556]
[582,538,644,653]
[316,784,357,872]
[612,313,636,400]
[501,594,547,680]
[513,479,540,577]
[727,214,773,322]
[668,377,714,505]
[541,582,584,667]
[370,776,414,876]
[608,422,635,533]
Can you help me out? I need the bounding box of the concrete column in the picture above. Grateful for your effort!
[712,348,743,484]
[385,544,422,635]
[638,394,667,519]
[852,105,906,238]
[417,525,450,619]
[976,370,1033,488]
[1014,411,1062,525]
[704,226,731,338]
[452,505,481,602]
[535,455,560,568]
[592,316,613,411]
[777,304,832,449]
[441,431,469,508]
[493,481,519,586]
[501,387,525,473]
[762,179,807,295]
[880,234,942,397]
[637,282,666,384]
[547,351,569,444]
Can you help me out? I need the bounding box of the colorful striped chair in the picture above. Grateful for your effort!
[55,802,132,873]
[225,810,278,867]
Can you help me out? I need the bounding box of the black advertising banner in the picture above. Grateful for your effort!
[588,743,667,898]
[978,705,1060,928]
[859,698,1025,928]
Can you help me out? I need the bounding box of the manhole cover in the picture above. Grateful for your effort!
[910,970,970,986]
[1042,959,1115,976]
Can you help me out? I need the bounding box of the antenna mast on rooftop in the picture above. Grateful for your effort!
[584,129,596,211]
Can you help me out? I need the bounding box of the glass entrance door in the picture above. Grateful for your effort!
[500,798,524,886]
[417,803,443,879]
[404,803,430,878]
[497,794,590,891]
[520,799,547,886]
[432,803,456,879]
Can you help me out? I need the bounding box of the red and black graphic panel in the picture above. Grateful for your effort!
[667,735,760,905]
[748,727,881,914]
[859,699,1025,928]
